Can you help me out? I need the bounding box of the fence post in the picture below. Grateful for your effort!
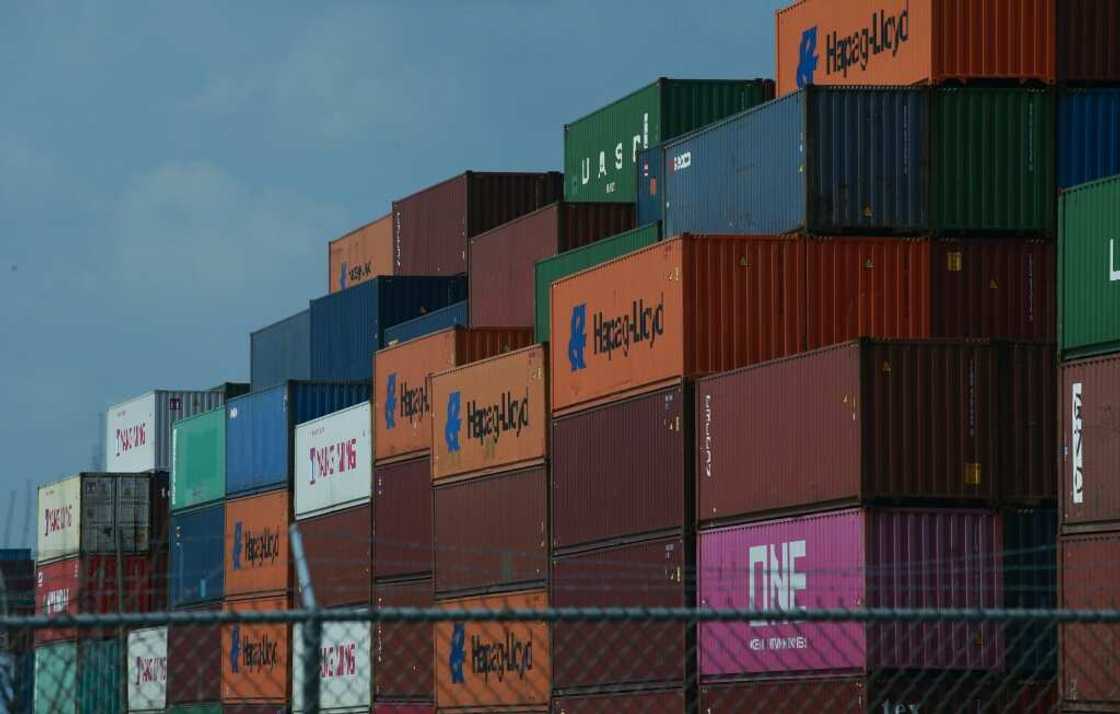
[290,523,320,714]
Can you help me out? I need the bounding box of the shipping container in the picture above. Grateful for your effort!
[173,407,226,511]
[224,705,287,714]
[225,381,370,497]
[552,386,689,551]
[383,302,469,347]
[699,675,996,713]
[1062,354,1120,529]
[292,621,371,712]
[695,340,1056,524]
[775,0,1056,96]
[251,310,311,392]
[168,706,222,714]
[33,641,75,714]
[434,589,549,710]
[128,626,168,713]
[373,456,432,579]
[636,146,662,226]
[552,537,689,692]
[294,402,372,519]
[35,554,161,643]
[310,276,468,381]
[170,504,224,607]
[433,466,547,596]
[698,508,1003,677]
[1058,89,1120,189]
[375,327,534,463]
[374,705,433,714]
[0,649,33,714]
[564,78,774,203]
[552,689,686,714]
[373,577,433,702]
[1060,530,1120,710]
[296,504,370,608]
[1004,508,1057,678]
[77,638,121,714]
[1057,0,1120,83]
[468,202,635,327]
[392,172,563,275]
[221,595,290,704]
[224,490,290,599]
[431,345,548,481]
[1060,175,1120,358]
[330,214,394,293]
[107,388,236,472]
[167,602,222,705]
[534,222,660,344]
[0,549,34,616]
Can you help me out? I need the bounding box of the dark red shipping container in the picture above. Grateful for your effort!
[374,705,435,714]
[35,554,160,643]
[373,456,431,579]
[1058,0,1120,83]
[551,536,690,692]
[699,676,997,713]
[468,202,634,327]
[392,171,563,275]
[552,385,690,552]
[296,503,370,607]
[552,688,686,714]
[1061,354,1120,530]
[167,602,222,705]
[1060,530,1120,711]
[433,466,548,597]
[374,578,433,702]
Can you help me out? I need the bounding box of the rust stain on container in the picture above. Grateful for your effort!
[224,490,290,598]
[433,465,548,596]
[329,214,393,293]
[374,456,432,579]
[1060,531,1120,709]
[374,578,434,702]
[553,689,686,714]
[431,345,548,481]
[297,503,370,608]
[1062,354,1120,529]
[221,595,290,704]
[167,602,222,705]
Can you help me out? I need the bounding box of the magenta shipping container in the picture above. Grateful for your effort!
[698,508,1003,678]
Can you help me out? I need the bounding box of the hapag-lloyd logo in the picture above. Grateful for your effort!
[387,372,430,430]
[308,437,359,485]
[231,522,281,570]
[320,641,358,679]
[42,505,74,536]
[467,390,530,447]
[133,656,167,685]
[471,630,534,683]
[444,391,463,453]
[805,4,911,81]
[567,294,666,372]
[384,373,398,429]
[229,625,280,674]
[115,422,147,457]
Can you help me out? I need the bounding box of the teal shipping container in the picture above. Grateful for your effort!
[1060,174,1120,358]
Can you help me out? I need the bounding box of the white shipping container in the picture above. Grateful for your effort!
[292,621,371,712]
[36,477,81,563]
[127,626,168,712]
[106,389,227,472]
[294,403,372,519]
[36,473,160,563]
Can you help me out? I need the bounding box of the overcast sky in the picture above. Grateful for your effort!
[0,1,782,548]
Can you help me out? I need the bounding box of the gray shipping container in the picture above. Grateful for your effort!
[251,309,311,391]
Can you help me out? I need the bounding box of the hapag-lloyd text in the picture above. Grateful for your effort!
[592,294,666,361]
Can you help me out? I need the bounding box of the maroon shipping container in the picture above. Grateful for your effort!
[552,689,686,714]
[374,578,433,702]
[1061,531,1120,711]
[1058,0,1120,83]
[167,602,221,705]
[392,171,563,275]
[433,466,548,597]
[35,554,161,643]
[468,202,634,327]
[296,503,370,607]
[374,705,435,714]
[374,456,431,579]
[699,676,997,713]
[551,536,690,692]
[1061,354,1120,530]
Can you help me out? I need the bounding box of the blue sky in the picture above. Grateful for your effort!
[0,1,783,548]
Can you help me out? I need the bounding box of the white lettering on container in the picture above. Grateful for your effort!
[748,540,807,626]
[1072,382,1084,505]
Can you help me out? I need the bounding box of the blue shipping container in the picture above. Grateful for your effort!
[169,503,224,607]
[309,276,467,381]
[251,309,310,392]
[661,87,928,237]
[225,381,370,496]
[383,300,469,346]
[636,145,663,228]
[1058,88,1120,189]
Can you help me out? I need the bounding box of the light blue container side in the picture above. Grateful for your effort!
[1058,88,1120,189]
[169,502,225,608]
[250,309,311,392]
[636,145,664,228]
[383,301,469,346]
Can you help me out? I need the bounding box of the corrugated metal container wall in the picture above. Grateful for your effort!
[33,642,75,714]
[636,146,663,226]
[167,705,222,714]
[1003,508,1057,678]
[77,638,120,714]
[1057,0,1120,83]
[225,381,371,497]
[224,490,290,598]
[329,214,394,294]
[294,402,372,519]
[35,555,158,643]
[1060,531,1120,710]
[128,626,168,713]
[167,603,222,704]
[173,408,225,511]
[36,477,81,562]
[37,473,164,562]
[250,310,311,392]
[1060,175,1120,358]
[931,88,1056,235]
[107,389,229,472]
[373,578,433,702]
[552,386,688,551]
[170,504,224,607]
[775,0,1056,96]
[392,172,563,275]
[552,538,689,691]
[433,466,548,596]
[534,222,660,344]
[374,706,433,714]
[563,78,774,203]
[468,202,634,327]
[0,550,33,616]
[373,456,431,579]
[698,508,1003,677]
[220,595,290,704]
[292,621,371,712]
[700,676,997,713]
[433,589,549,709]
[1061,354,1120,528]
[297,504,369,608]
[309,276,468,382]
[1058,89,1120,189]
[382,301,468,346]
[553,690,686,714]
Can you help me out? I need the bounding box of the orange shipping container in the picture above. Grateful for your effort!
[434,589,549,710]
[374,327,534,463]
[775,0,1056,96]
[224,490,291,598]
[221,594,290,704]
[431,345,548,481]
[329,214,394,293]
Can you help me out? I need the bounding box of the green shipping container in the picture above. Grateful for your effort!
[34,642,77,714]
[563,78,774,203]
[1060,174,1120,358]
[171,407,225,510]
[168,705,222,714]
[77,639,120,714]
[534,222,661,343]
[932,87,1057,235]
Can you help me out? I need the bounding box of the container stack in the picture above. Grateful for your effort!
[1,549,34,713]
